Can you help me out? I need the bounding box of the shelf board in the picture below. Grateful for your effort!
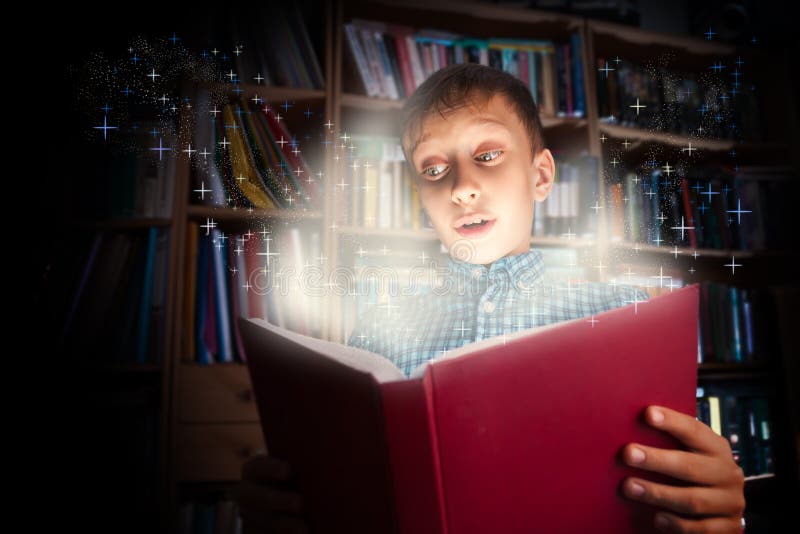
[588,19,735,57]
[69,218,172,230]
[336,226,597,249]
[531,235,595,248]
[599,123,735,152]
[610,242,756,259]
[187,204,323,222]
[204,81,325,103]
[336,225,439,240]
[698,362,772,380]
[339,93,586,129]
[363,0,583,27]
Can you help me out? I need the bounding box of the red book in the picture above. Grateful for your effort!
[387,23,417,96]
[240,285,699,534]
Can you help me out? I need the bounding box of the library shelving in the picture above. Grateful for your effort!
[52,0,798,532]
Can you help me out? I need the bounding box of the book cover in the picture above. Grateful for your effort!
[240,285,699,533]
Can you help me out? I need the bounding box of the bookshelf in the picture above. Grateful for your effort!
[51,0,797,532]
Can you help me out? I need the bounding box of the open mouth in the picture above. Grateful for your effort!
[455,218,496,237]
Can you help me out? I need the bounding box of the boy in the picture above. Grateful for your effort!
[235,64,746,533]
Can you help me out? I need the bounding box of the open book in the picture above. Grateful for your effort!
[239,284,699,534]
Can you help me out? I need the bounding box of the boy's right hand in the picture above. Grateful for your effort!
[234,452,308,534]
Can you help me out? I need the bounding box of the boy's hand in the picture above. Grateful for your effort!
[233,452,308,534]
[622,405,746,533]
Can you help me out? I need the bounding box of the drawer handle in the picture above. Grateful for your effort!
[238,389,253,403]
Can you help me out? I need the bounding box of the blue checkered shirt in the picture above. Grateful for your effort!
[346,248,649,377]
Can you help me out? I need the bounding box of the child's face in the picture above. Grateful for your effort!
[404,93,555,265]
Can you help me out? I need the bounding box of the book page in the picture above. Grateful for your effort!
[246,318,406,383]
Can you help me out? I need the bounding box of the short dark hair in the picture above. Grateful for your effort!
[400,63,545,165]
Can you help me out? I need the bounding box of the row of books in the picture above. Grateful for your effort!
[80,132,176,221]
[595,56,762,141]
[340,134,429,229]
[606,166,795,250]
[696,386,774,478]
[58,227,170,365]
[343,18,586,117]
[531,154,600,239]
[191,88,321,211]
[183,222,323,364]
[698,282,776,365]
[179,495,242,534]
[226,3,324,89]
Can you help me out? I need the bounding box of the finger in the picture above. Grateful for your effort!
[622,443,739,486]
[233,479,304,515]
[622,477,746,517]
[242,453,292,482]
[644,405,730,456]
[653,511,743,534]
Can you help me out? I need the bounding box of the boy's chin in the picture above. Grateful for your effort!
[445,239,508,265]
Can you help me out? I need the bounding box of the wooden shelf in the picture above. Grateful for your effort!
[336,226,596,249]
[186,204,323,222]
[599,123,735,152]
[205,82,326,103]
[336,225,439,240]
[588,19,735,57]
[610,242,756,259]
[698,362,772,380]
[340,92,587,130]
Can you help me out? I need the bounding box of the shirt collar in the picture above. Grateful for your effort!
[445,248,546,294]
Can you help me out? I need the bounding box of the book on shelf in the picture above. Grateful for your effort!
[606,164,797,250]
[224,3,324,89]
[80,131,176,222]
[698,282,778,365]
[58,227,170,366]
[190,87,322,211]
[594,55,762,141]
[183,222,323,364]
[696,384,775,478]
[531,153,600,239]
[239,285,699,534]
[342,18,584,117]
[343,134,428,230]
[179,495,243,534]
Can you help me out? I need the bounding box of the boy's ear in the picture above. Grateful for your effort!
[530,148,555,202]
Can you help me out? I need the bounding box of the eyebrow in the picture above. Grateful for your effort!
[408,117,511,160]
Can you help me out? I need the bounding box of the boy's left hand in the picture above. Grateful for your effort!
[622,405,746,533]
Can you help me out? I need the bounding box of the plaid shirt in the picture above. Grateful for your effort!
[347,248,649,377]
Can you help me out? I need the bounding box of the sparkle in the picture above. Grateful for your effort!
[724,256,742,275]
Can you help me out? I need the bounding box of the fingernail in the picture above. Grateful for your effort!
[629,481,645,496]
[630,447,646,464]
[655,513,671,530]
[651,408,664,424]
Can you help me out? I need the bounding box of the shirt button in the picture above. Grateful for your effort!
[517,280,526,289]
[483,301,496,313]
[472,268,483,279]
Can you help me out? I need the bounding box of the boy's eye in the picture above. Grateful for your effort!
[419,150,502,179]
[475,149,503,162]
[422,165,446,178]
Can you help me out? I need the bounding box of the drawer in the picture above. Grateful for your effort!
[179,363,259,423]
[176,423,266,482]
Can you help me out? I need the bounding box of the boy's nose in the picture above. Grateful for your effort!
[451,174,482,205]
